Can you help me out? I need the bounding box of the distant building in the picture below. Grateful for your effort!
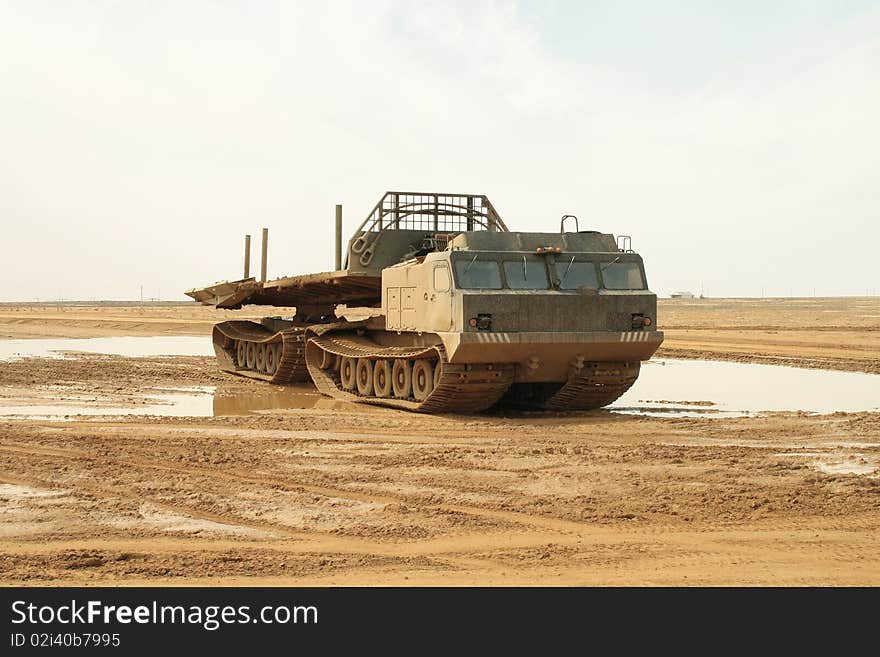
[670,291,695,299]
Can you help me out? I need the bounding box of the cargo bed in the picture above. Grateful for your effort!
[185,270,381,309]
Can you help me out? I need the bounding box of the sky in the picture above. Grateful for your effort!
[1,0,878,301]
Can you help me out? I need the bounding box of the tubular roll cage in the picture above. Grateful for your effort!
[355,192,509,234]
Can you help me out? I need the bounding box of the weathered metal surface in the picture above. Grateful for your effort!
[185,271,381,310]
[185,278,262,308]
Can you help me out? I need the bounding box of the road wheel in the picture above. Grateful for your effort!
[412,359,435,401]
[373,360,392,398]
[236,341,246,367]
[245,342,256,369]
[392,359,412,399]
[256,343,267,372]
[356,358,374,396]
[340,356,357,390]
[265,343,279,375]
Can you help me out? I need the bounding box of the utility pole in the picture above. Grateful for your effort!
[335,205,343,270]
[243,234,251,279]
[260,228,268,283]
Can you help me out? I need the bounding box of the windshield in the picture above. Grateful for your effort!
[601,262,645,290]
[555,260,598,290]
[454,259,503,289]
[503,259,549,289]
[452,254,646,291]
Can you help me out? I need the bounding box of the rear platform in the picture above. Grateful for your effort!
[185,270,381,310]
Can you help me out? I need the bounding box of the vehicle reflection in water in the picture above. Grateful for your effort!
[212,386,370,415]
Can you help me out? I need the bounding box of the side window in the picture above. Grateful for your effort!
[433,264,451,292]
[454,259,503,289]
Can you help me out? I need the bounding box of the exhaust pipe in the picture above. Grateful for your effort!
[243,234,251,279]
[260,227,268,283]
[335,204,343,270]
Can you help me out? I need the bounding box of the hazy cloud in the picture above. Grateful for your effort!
[1,1,877,300]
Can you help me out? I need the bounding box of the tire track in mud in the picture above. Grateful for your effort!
[77,421,577,447]
[0,450,589,578]
[0,445,303,539]
[69,412,633,439]
[5,432,880,584]
[0,440,587,541]
[5,512,878,586]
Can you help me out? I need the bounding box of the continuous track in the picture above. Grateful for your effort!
[539,362,640,410]
[214,321,640,412]
[304,329,515,413]
[212,321,309,384]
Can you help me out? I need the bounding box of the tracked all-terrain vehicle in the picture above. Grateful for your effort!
[186,192,663,413]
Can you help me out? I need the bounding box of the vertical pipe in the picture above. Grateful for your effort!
[260,227,268,283]
[243,234,251,279]
[335,204,343,271]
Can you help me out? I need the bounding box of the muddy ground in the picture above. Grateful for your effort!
[0,298,878,585]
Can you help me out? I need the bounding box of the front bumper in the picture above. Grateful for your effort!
[438,330,664,382]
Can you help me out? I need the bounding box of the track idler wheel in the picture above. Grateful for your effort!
[319,349,336,370]
[433,362,442,389]
[340,357,357,390]
[373,359,393,398]
[356,358,374,396]
[412,359,435,402]
[392,360,412,399]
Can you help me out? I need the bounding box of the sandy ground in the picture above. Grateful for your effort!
[657,297,880,374]
[0,299,878,586]
[0,303,296,340]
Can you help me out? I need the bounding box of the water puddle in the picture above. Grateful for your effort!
[0,335,877,419]
[0,385,372,420]
[0,392,215,420]
[208,359,877,419]
[768,450,879,478]
[0,483,69,499]
[815,459,877,476]
[0,336,213,361]
[609,359,879,417]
